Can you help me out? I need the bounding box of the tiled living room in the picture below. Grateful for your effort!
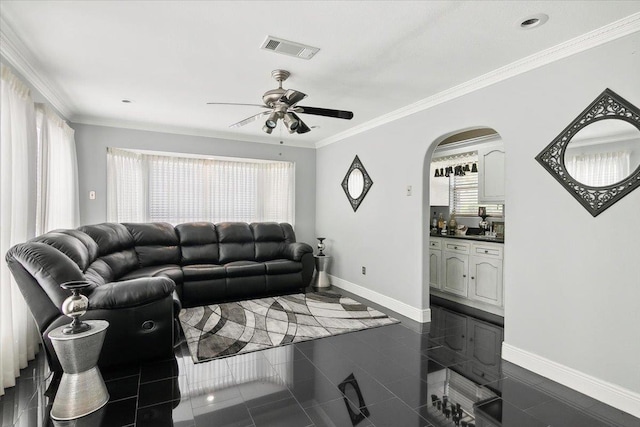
[2,289,639,427]
[1,2,640,427]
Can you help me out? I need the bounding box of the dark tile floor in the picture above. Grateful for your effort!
[1,290,638,427]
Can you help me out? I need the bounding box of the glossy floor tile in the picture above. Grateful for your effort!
[1,289,638,427]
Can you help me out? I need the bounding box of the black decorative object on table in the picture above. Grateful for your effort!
[60,280,92,334]
[535,88,640,217]
[49,281,110,420]
[317,237,326,256]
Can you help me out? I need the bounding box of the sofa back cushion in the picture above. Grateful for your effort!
[78,223,138,284]
[31,229,99,272]
[175,222,219,265]
[124,223,181,267]
[251,222,290,261]
[217,222,255,263]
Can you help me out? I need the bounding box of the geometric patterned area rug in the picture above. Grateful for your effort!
[179,292,398,363]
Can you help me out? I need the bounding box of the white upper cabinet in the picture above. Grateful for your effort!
[478,142,505,203]
[429,163,449,206]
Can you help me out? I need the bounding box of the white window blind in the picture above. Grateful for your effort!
[448,155,503,217]
[107,148,295,225]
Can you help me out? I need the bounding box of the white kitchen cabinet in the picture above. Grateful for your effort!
[429,164,450,206]
[429,248,442,290]
[442,252,469,297]
[469,256,503,307]
[429,236,504,316]
[477,142,505,203]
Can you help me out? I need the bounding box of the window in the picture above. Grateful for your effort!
[107,148,295,225]
[565,151,630,186]
[448,155,503,217]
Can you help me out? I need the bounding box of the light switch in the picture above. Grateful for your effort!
[89,191,96,200]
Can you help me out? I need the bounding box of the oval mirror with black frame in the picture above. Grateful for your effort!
[535,88,640,217]
[341,155,373,212]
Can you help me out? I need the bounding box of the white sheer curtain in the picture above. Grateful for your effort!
[35,104,80,234]
[0,65,40,396]
[107,148,147,222]
[565,151,631,186]
[107,148,295,225]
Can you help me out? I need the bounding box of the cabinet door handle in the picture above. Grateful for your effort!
[463,274,466,278]
[484,250,489,254]
[471,276,475,280]
[454,246,458,249]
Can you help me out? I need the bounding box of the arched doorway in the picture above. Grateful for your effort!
[423,127,505,325]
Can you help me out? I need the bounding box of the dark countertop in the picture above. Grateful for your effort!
[429,233,504,244]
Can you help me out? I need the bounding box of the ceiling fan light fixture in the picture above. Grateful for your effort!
[283,113,299,133]
[265,111,280,129]
[262,124,274,134]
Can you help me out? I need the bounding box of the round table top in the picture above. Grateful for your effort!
[48,319,109,341]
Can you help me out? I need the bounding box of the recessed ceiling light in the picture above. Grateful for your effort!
[519,13,549,29]
[121,99,133,103]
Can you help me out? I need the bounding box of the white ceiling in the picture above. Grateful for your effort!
[1,1,639,147]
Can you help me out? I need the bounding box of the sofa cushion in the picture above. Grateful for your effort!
[251,222,286,261]
[218,222,255,263]
[182,264,226,281]
[79,223,138,282]
[264,259,302,275]
[31,229,98,271]
[120,265,183,285]
[79,223,134,256]
[124,223,181,267]
[175,222,219,265]
[224,261,265,278]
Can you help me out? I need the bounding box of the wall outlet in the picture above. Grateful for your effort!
[89,191,96,200]
[362,266,366,275]
[406,185,412,196]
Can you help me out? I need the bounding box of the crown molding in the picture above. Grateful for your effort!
[72,115,316,149]
[315,13,640,149]
[0,15,75,119]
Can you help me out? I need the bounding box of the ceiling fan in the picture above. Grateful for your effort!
[207,69,353,134]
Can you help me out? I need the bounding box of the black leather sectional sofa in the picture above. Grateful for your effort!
[6,221,314,372]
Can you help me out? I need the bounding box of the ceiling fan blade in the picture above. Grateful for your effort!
[207,102,269,108]
[280,89,307,106]
[290,113,311,134]
[296,106,353,120]
[229,111,271,128]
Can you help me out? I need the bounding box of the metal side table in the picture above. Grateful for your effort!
[312,255,332,289]
[48,320,109,420]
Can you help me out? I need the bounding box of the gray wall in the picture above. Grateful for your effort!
[72,124,316,245]
[316,31,640,411]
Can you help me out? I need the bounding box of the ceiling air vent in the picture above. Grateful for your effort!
[260,36,319,60]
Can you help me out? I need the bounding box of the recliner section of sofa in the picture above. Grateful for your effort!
[5,221,313,372]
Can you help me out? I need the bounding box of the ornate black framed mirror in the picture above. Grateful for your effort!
[535,88,640,217]
[341,155,373,212]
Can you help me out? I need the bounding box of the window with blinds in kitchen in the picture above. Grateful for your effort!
[449,156,503,217]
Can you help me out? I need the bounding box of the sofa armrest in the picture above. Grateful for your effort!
[88,277,176,310]
[283,242,313,261]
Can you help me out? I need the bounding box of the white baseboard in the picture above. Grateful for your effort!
[502,343,640,418]
[329,275,430,323]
